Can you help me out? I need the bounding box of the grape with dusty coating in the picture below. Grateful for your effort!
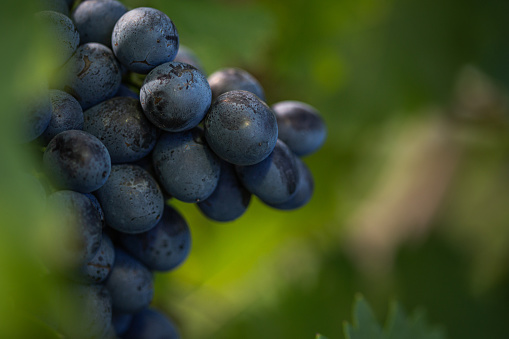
[197,160,251,222]
[236,139,299,204]
[72,0,127,47]
[39,89,84,145]
[208,67,265,102]
[112,7,179,74]
[140,61,211,132]
[119,205,191,272]
[95,164,164,234]
[56,43,122,109]
[105,248,154,314]
[83,97,158,164]
[123,308,180,339]
[272,100,327,156]
[152,128,220,202]
[43,130,111,193]
[204,90,278,166]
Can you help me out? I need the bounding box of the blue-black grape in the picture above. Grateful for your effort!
[105,248,154,314]
[112,311,133,337]
[266,157,314,210]
[73,233,115,284]
[84,193,105,228]
[95,164,164,234]
[140,61,212,132]
[152,128,220,202]
[236,139,299,204]
[204,90,278,166]
[197,160,251,222]
[119,204,191,272]
[36,11,79,68]
[46,190,102,268]
[39,89,84,146]
[272,100,327,156]
[43,130,111,193]
[174,45,206,75]
[72,0,127,47]
[56,42,122,109]
[123,308,180,339]
[83,97,158,164]
[112,7,179,74]
[208,67,265,102]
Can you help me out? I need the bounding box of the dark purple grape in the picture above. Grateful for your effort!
[72,0,127,47]
[73,233,115,283]
[112,311,133,337]
[84,193,105,228]
[47,190,102,268]
[83,97,158,163]
[112,7,179,74]
[204,90,278,166]
[266,157,314,210]
[140,62,212,132]
[43,130,111,193]
[236,140,299,204]
[152,128,220,203]
[123,308,180,339]
[105,248,154,314]
[197,160,251,222]
[272,100,327,156]
[56,42,122,109]
[95,164,164,234]
[174,45,206,75]
[208,67,265,102]
[39,89,84,146]
[119,205,191,272]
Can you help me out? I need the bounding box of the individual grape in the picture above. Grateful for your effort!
[112,312,133,337]
[236,139,299,204]
[84,193,105,228]
[36,11,79,68]
[123,308,180,339]
[152,128,220,203]
[112,7,179,74]
[114,84,139,99]
[272,100,327,156]
[46,190,102,268]
[140,61,212,132]
[56,42,122,109]
[58,283,113,339]
[73,233,115,284]
[174,45,206,75]
[39,0,70,16]
[95,164,164,234]
[197,160,251,222]
[105,248,154,314]
[43,130,111,193]
[22,86,52,143]
[83,97,158,163]
[119,205,191,272]
[266,157,314,210]
[204,90,278,166]
[208,67,265,102]
[39,89,84,146]
[72,0,127,47]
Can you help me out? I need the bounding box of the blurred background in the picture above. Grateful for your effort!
[2,0,509,338]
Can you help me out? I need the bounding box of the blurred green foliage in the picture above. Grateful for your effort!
[2,0,509,338]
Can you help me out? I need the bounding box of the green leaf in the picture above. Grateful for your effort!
[344,295,446,339]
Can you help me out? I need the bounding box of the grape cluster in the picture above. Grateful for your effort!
[26,1,326,338]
